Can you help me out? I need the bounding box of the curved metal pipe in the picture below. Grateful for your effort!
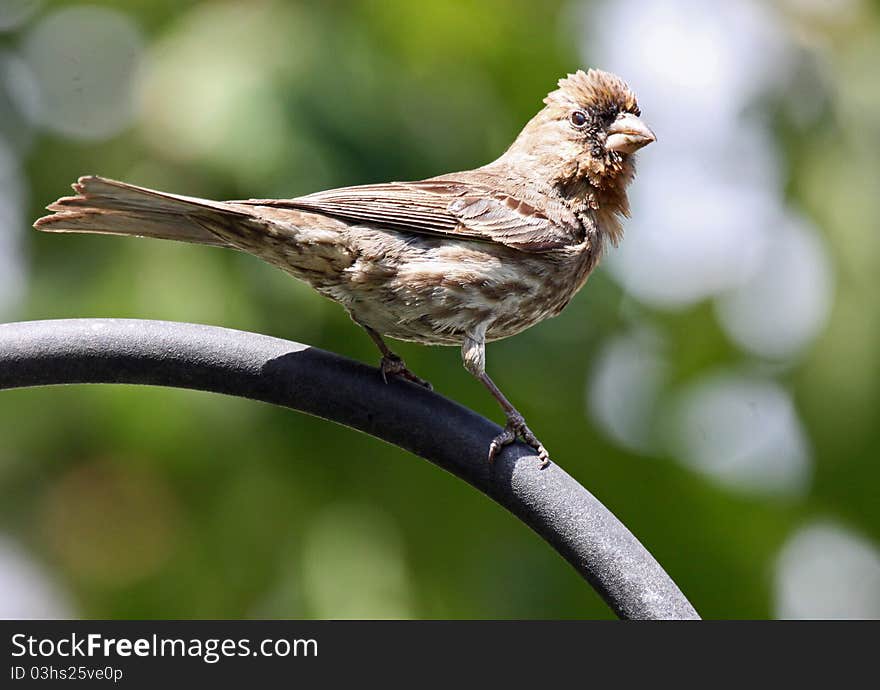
[0,318,699,620]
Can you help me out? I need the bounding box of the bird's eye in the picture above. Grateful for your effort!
[569,110,587,128]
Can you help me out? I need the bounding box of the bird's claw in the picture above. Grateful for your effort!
[380,354,433,390]
[488,412,550,468]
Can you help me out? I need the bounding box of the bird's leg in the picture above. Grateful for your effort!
[361,324,432,390]
[479,373,550,467]
[462,329,550,468]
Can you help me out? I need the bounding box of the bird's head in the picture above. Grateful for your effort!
[502,69,655,195]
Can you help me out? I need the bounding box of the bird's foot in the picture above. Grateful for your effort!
[488,411,550,468]
[380,353,433,390]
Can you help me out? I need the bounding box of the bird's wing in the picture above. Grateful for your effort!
[240,179,580,252]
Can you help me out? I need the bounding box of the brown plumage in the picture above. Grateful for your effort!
[35,68,655,467]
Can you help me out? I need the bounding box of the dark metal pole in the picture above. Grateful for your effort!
[0,318,699,620]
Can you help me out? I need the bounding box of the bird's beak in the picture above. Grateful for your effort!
[605,113,656,154]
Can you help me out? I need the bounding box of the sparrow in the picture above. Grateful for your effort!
[35,68,655,468]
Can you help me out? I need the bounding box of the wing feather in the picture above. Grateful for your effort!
[241,179,580,252]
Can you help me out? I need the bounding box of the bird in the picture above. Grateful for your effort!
[35,68,655,468]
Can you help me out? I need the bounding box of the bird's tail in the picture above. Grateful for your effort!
[34,176,247,248]
[35,175,357,291]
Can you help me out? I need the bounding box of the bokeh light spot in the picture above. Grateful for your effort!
[666,371,812,496]
[21,6,143,140]
[0,534,74,618]
[775,521,880,619]
[716,213,832,360]
[588,329,668,454]
[41,460,180,587]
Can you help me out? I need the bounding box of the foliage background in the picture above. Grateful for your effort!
[1,0,878,619]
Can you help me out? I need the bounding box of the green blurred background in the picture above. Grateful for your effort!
[1,0,878,619]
